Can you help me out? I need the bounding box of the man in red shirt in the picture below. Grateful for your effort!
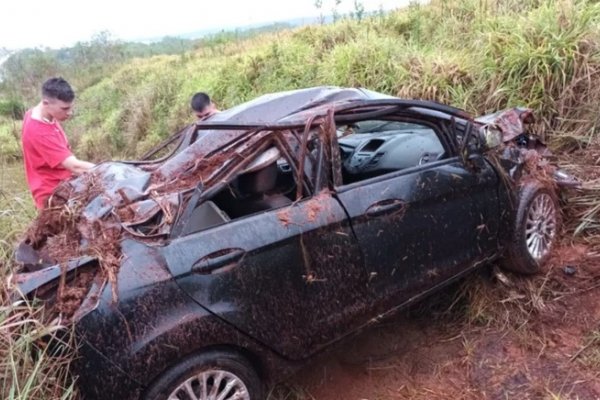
[21,77,95,209]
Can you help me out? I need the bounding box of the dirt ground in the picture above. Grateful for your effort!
[273,241,600,400]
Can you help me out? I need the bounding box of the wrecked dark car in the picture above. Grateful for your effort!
[11,87,577,400]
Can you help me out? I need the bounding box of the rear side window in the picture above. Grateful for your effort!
[180,145,297,236]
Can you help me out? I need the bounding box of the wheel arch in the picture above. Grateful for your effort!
[152,343,269,384]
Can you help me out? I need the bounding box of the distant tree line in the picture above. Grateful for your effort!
[0,22,293,118]
[0,5,372,121]
[0,31,197,112]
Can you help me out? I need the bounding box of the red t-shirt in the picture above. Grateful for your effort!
[21,109,73,208]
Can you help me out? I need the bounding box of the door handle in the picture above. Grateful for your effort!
[192,248,246,274]
[366,199,407,217]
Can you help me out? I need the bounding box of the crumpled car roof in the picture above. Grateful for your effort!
[208,86,395,125]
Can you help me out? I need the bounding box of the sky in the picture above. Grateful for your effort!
[0,0,411,50]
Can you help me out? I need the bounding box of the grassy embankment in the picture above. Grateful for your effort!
[1,0,599,398]
[0,165,76,399]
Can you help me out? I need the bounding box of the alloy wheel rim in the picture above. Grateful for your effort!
[168,370,250,400]
[525,193,557,261]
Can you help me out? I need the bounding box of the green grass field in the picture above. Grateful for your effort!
[0,163,34,272]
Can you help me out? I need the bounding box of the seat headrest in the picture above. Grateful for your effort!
[239,148,282,195]
[243,147,280,174]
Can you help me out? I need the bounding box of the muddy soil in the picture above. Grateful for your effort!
[275,241,600,399]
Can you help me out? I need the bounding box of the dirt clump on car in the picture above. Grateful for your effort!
[277,209,292,227]
[56,265,97,317]
[26,187,95,266]
[22,171,124,317]
[151,152,231,195]
[306,193,325,222]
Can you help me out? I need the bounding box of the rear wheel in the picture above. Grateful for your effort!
[502,182,560,274]
[144,350,262,400]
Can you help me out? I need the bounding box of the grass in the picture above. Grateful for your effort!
[0,163,77,400]
[0,300,76,400]
[0,117,21,161]
[268,384,316,400]
[572,329,600,368]
[0,164,34,262]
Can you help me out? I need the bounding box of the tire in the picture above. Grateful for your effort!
[144,350,263,400]
[501,182,561,274]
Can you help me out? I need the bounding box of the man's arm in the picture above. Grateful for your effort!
[61,155,95,175]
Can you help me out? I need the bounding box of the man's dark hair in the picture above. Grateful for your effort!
[42,77,75,102]
[191,92,211,112]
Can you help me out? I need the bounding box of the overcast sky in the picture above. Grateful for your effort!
[0,0,411,50]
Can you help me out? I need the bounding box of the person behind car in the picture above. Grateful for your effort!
[191,92,220,120]
[21,77,95,209]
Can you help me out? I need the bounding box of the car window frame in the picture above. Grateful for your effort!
[170,130,317,239]
[329,111,456,190]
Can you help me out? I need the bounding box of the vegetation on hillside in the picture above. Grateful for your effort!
[72,0,600,159]
[1,0,598,160]
[0,1,599,399]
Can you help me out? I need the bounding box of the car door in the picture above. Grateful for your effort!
[162,160,369,361]
[334,115,500,311]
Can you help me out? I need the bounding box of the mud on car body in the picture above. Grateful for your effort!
[11,87,577,400]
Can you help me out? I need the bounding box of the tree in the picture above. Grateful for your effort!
[314,0,325,24]
[353,0,365,21]
[0,49,59,102]
[332,0,343,22]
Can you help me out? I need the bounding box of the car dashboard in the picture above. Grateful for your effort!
[338,129,445,182]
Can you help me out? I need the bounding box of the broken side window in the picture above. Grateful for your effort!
[180,142,300,236]
[336,118,447,185]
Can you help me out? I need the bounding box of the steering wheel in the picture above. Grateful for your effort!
[343,150,381,174]
[418,152,444,165]
[339,145,353,162]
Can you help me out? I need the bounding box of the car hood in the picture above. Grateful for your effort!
[475,108,580,188]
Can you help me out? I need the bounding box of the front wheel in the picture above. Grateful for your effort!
[501,182,561,274]
[144,350,263,400]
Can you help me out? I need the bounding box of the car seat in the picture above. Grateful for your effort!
[235,148,292,215]
[180,200,231,235]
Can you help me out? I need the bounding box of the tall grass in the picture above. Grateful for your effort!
[0,118,21,161]
[0,299,76,400]
[0,164,77,399]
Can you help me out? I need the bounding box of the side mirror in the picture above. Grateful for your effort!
[459,122,485,172]
[467,153,486,172]
[480,125,503,151]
